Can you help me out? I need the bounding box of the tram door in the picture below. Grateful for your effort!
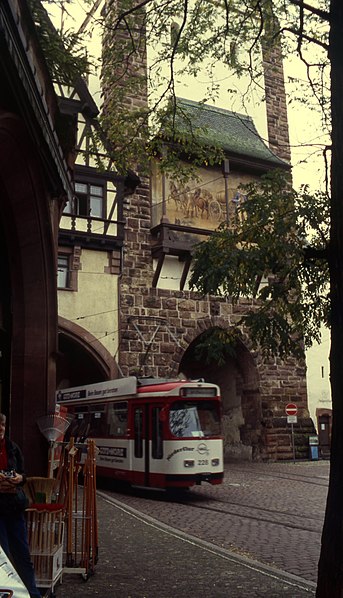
[132,404,164,487]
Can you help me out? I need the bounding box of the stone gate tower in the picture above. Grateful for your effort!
[102,1,314,461]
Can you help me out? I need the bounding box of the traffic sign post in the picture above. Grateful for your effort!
[285,404,298,463]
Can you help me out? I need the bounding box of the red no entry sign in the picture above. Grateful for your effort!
[285,403,298,416]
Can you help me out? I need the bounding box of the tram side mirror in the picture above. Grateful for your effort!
[159,408,168,422]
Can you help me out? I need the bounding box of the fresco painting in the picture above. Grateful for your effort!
[151,162,256,231]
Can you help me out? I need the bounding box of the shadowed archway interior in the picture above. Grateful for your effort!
[179,327,261,460]
[57,333,109,388]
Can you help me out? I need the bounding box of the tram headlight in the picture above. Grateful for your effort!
[184,460,195,468]
[211,458,220,466]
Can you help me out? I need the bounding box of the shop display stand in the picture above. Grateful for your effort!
[26,505,64,598]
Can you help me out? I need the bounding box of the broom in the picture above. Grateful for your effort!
[37,413,73,478]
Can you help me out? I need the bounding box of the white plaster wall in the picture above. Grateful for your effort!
[58,249,119,357]
[305,326,331,431]
[153,256,190,290]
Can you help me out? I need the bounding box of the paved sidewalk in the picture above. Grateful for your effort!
[55,491,316,598]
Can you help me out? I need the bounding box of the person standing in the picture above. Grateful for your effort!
[0,413,41,598]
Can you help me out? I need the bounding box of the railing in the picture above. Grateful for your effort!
[59,214,125,250]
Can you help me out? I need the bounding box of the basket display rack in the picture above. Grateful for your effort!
[26,505,64,598]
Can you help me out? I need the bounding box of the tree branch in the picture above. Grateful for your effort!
[289,0,331,22]
[281,27,329,52]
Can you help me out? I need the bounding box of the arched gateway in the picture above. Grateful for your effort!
[179,328,261,461]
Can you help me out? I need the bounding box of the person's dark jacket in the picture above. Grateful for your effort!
[0,437,28,515]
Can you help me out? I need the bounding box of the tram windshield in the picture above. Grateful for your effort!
[169,401,221,438]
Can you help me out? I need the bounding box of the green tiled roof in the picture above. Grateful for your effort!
[171,98,287,167]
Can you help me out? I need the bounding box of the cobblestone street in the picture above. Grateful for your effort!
[102,460,328,583]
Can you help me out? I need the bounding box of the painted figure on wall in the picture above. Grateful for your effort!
[151,161,253,230]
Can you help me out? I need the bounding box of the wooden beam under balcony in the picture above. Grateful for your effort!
[150,220,213,288]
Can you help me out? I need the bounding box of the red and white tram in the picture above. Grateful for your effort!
[56,377,224,489]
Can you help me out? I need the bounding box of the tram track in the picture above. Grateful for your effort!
[168,497,322,533]
[222,465,329,487]
[101,483,323,535]
[99,462,328,535]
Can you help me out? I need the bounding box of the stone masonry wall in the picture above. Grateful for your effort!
[262,40,291,163]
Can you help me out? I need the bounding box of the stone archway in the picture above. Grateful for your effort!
[179,327,261,461]
[57,316,118,388]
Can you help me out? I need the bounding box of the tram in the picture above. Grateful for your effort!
[56,376,224,489]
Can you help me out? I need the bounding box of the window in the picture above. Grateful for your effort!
[169,401,221,438]
[57,247,81,291]
[152,407,163,459]
[74,182,104,218]
[65,408,91,442]
[63,197,72,214]
[108,402,128,437]
[57,255,70,289]
[134,408,143,458]
[89,405,107,437]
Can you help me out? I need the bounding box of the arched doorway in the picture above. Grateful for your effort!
[179,327,261,460]
[57,317,118,389]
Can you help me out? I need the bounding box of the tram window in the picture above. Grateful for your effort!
[89,405,107,437]
[169,401,220,438]
[108,402,128,436]
[152,407,163,459]
[69,410,91,442]
[197,402,221,436]
[134,408,143,458]
[89,404,105,413]
[64,411,79,441]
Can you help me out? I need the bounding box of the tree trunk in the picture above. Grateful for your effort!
[316,1,343,596]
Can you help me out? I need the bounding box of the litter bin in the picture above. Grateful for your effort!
[309,435,319,460]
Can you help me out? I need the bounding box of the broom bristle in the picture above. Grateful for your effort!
[37,414,72,442]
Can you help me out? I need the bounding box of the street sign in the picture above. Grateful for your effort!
[285,403,298,416]
[285,403,298,463]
